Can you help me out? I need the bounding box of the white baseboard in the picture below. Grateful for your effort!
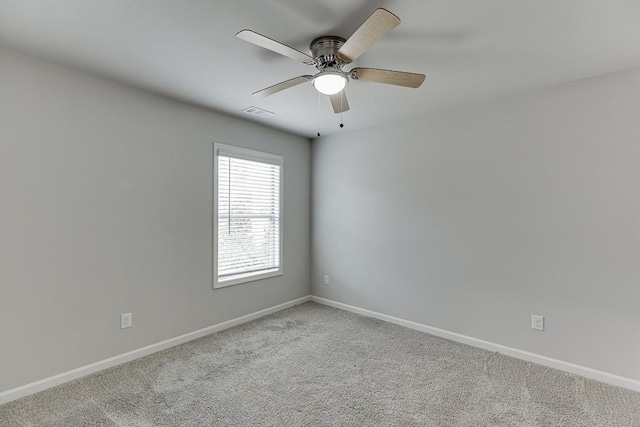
[4,294,638,406]
[310,296,640,393]
[0,295,311,406]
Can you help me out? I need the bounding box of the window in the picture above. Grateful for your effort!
[213,143,283,289]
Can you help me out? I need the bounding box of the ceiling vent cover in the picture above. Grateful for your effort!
[242,106,275,118]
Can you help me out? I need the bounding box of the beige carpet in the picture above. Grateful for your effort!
[1,302,639,426]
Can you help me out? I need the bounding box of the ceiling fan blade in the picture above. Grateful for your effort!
[252,75,313,97]
[329,91,350,113]
[237,30,316,65]
[337,8,400,63]
[350,67,425,88]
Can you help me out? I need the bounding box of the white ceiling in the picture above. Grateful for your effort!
[1,0,640,138]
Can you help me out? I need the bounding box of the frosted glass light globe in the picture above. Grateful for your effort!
[313,71,347,95]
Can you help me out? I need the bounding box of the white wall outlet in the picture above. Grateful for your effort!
[531,315,544,331]
[121,313,132,329]
[324,274,330,285]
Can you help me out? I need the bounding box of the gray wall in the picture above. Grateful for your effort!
[0,47,311,393]
[312,68,640,381]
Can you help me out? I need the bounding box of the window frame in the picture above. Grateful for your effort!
[213,143,284,289]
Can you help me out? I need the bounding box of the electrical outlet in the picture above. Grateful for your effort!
[324,274,330,285]
[531,315,544,331]
[121,313,132,329]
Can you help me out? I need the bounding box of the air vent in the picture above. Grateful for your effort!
[242,106,275,118]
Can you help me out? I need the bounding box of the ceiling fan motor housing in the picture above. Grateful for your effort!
[310,36,348,70]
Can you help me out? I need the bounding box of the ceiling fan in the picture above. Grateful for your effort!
[236,8,426,114]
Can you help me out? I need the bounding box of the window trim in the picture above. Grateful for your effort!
[213,143,283,289]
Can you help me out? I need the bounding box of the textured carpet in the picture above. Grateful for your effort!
[1,302,639,426]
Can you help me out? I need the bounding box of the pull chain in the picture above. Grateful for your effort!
[317,91,321,137]
[340,91,344,129]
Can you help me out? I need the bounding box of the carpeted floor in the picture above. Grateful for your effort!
[1,302,639,426]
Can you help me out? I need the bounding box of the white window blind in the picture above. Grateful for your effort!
[214,145,282,288]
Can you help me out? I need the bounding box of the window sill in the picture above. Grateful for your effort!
[213,269,282,289]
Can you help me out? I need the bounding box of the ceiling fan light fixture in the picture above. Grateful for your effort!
[313,70,347,95]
